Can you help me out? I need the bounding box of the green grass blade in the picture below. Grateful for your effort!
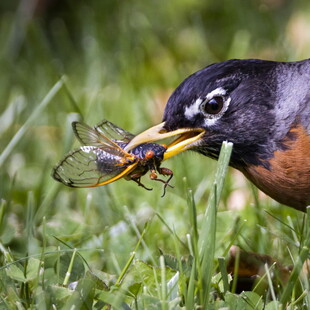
[187,188,198,253]
[230,246,240,294]
[63,248,77,286]
[198,141,233,307]
[199,141,233,252]
[218,257,230,294]
[0,77,65,168]
[280,208,310,306]
[26,191,35,251]
[115,221,148,286]
[264,263,277,302]
[186,258,196,310]
[160,255,168,309]
[115,251,136,287]
[0,199,7,229]
[156,212,188,250]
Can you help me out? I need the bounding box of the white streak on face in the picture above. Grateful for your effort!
[184,98,202,120]
[205,87,226,100]
[184,87,227,121]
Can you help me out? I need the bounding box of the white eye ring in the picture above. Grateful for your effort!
[184,87,230,123]
[199,88,231,125]
[200,96,225,116]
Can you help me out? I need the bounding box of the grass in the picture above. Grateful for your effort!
[1,1,310,309]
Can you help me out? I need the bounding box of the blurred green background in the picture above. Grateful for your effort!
[0,0,309,306]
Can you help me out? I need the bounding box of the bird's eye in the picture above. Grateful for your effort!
[201,96,224,115]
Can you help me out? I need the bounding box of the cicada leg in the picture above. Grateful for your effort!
[158,167,173,177]
[130,173,153,191]
[149,168,174,197]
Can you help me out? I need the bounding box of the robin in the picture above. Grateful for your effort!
[125,59,310,211]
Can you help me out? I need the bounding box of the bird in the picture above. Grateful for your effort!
[124,58,310,212]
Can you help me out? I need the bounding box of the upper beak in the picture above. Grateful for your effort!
[124,122,205,160]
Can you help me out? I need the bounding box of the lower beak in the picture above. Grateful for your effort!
[124,122,205,160]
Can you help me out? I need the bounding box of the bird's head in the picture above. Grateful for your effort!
[125,59,279,169]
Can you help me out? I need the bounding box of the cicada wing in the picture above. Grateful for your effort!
[72,122,102,146]
[72,121,130,158]
[52,146,138,188]
[95,120,135,143]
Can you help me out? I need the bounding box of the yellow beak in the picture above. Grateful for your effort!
[124,122,205,160]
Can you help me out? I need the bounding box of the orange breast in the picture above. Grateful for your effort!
[242,126,310,211]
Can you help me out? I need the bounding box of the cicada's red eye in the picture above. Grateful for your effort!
[145,150,155,159]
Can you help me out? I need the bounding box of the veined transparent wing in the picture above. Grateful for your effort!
[72,121,132,158]
[52,146,138,188]
[94,120,135,143]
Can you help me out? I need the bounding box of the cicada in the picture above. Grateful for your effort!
[52,120,173,196]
